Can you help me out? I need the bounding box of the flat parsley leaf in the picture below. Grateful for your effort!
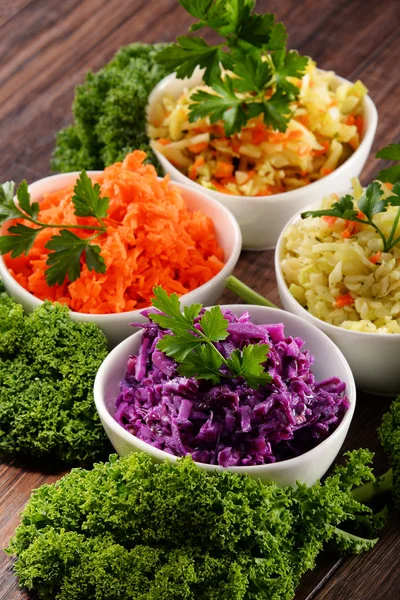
[157,331,200,362]
[376,144,400,184]
[199,306,229,341]
[246,89,293,133]
[227,343,271,388]
[178,344,223,384]
[45,230,91,286]
[189,77,247,135]
[179,0,213,19]
[0,182,21,224]
[85,243,106,274]
[0,224,41,258]
[267,22,288,51]
[159,2,307,135]
[149,288,271,389]
[72,171,109,221]
[156,37,228,85]
[150,286,196,332]
[376,144,400,161]
[390,182,400,206]
[358,182,386,219]
[302,194,358,220]
[232,48,273,93]
[238,13,276,47]
[17,180,40,220]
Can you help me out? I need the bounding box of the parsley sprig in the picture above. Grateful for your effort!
[0,172,109,286]
[149,286,272,388]
[156,0,308,135]
[301,143,400,253]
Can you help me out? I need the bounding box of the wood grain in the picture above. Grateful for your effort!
[0,0,399,598]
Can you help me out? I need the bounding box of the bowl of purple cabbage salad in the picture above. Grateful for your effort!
[94,289,356,486]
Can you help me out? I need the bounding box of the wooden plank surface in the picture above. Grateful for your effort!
[0,0,400,598]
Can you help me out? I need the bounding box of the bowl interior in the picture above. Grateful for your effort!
[94,304,356,474]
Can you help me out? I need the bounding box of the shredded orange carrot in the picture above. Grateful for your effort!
[214,161,234,179]
[231,136,241,153]
[295,115,310,128]
[355,116,364,135]
[297,145,311,157]
[189,156,205,180]
[341,220,362,238]
[268,132,287,144]
[322,216,338,227]
[211,180,235,194]
[321,167,333,176]
[157,138,171,145]
[250,122,268,145]
[335,293,354,308]
[5,151,224,314]
[369,251,382,264]
[188,141,209,154]
[312,140,330,157]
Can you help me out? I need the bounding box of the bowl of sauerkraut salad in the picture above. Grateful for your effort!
[148,63,377,250]
[275,180,400,395]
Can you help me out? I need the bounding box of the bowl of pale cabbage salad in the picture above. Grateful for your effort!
[148,62,377,250]
[276,179,400,395]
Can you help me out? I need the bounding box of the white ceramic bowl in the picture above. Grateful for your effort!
[275,210,399,396]
[94,304,356,487]
[0,172,241,347]
[147,69,378,251]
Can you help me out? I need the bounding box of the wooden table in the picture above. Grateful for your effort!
[1,0,400,598]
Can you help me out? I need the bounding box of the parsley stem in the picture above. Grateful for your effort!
[225,276,277,308]
[389,233,400,250]
[365,219,388,252]
[35,221,105,232]
[386,207,400,249]
[190,326,232,372]
[19,212,106,232]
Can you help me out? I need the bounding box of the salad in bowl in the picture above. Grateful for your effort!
[148,1,377,249]
[275,143,400,394]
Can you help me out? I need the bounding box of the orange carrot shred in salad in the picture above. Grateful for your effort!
[5,151,224,314]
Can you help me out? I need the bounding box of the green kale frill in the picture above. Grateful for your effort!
[50,43,171,174]
[0,294,111,464]
[7,450,382,600]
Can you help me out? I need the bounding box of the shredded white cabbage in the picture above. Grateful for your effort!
[280,183,400,333]
[149,61,367,197]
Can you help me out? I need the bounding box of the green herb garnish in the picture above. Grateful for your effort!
[301,143,400,253]
[149,286,271,388]
[157,0,308,135]
[0,172,109,286]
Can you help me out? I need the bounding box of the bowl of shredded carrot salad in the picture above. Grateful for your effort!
[148,64,377,250]
[0,151,242,346]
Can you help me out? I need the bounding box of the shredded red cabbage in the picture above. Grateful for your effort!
[114,310,349,466]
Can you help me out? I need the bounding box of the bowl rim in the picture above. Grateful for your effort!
[94,303,356,474]
[275,204,400,340]
[0,172,242,322]
[147,69,378,203]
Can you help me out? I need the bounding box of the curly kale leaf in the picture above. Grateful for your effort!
[380,395,400,509]
[7,451,381,599]
[51,43,171,174]
[0,297,111,464]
